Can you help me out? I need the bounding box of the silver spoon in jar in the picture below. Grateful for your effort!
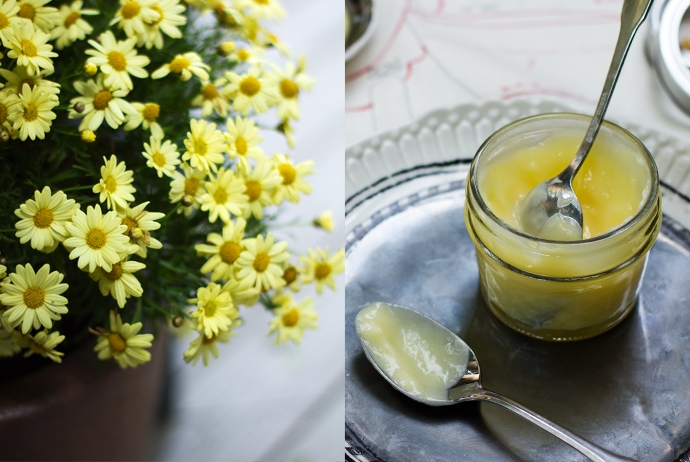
[355,302,634,462]
[516,0,653,241]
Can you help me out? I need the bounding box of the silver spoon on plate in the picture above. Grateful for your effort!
[355,302,634,462]
[516,0,654,241]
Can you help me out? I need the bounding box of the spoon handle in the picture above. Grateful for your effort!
[560,0,654,183]
[475,390,634,462]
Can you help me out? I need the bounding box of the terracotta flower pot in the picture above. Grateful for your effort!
[0,332,167,461]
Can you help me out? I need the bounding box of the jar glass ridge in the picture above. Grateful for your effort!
[465,113,661,341]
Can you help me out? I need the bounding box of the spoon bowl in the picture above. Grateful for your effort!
[356,302,634,462]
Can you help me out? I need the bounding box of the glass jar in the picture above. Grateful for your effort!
[465,113,661,341]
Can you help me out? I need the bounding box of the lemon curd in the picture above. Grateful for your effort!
[355,302,470,404]
[465,113,661,341]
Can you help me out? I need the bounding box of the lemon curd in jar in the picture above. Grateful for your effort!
[465,113,661,341]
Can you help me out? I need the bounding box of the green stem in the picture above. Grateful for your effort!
[160,203,181,222]
[62,184,94,192]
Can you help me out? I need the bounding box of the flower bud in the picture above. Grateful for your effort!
[0,130,9,143]
[80,129,96,143]
[172,316,184,328]
[181,195,194,207]
[83,62,97,77]
[218,41,235,56]
[73,101,85,113]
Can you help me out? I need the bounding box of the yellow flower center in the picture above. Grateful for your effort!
[108,332,127,352]
[104,175,118,193]
[282,308,299,327]
[194,139,207,155]
[237,49,250,62]
[204,300,217,317]
[0,12,9,29]
[169,56,190,74]
[315,263,331,280]
[18,4,35,20]
[253,252,270,272]
[235,136,248,155]
[122,217,137,236]
[64,12,81,27]
[184,178,200,196]
[108,51,127,71]
[33,208,54,228]
[278,164,296,185]
[143,103,159,122]
[93,90,113,110]
[219,241,241,264]
[0,103,6,125]
[24,287,45,309]
[86,228,107,249]
[148,5,163,26]
[152,152,167,167]
[23,103,39,122]
[29,339,46,355]
[121,1,141,19]
[105,262,123,281]
[253,0,270,5]
[283,266,297,284]
[280,80,298,98]
[213,188,228,204]
[245,181,262,201]
[202,84,218,100]
[239,76,260,97]
[20,39,38,58]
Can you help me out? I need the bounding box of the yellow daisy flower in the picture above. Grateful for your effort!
[237,159,282,220]
[2,21,57,76]
[221,276,259,307]
[93,155,136,210]
[94,311,154,369]
[0,0,20,41]
[226,44,265,66]
[124,102,164,139]
[8,83,57,140]
[110,0,160,38]
[64,204,130,273]
[299,246,345,294]
[200,167,248,224]
[267,61,314,121]
[183,327,237,366]
[85,30,150,91]
[191,77,230,117]
[235,232,289,291]
[68,75,137,131]
[225,66,277,115]
[195,218,247,281]
[15,0,59,32]
[118,201,164,258]
[224,116,264,170]
[312,210,335,232]
[264,31,291,56]
[138,0,186,50]
[14,186,78,252]
[90,259,145,308]
[142,136,179,178]
[0,65,60,95]
[0,263,68,334]
[169,162,207,215]
[235,0,286,22]
[270,153,314,205]
[0,327,21,358]
[281,263,301,292]
[182,119,226,174]
[151,51,209,81]
[268,297,318,345]
[50,1,98,50]
[188,282,239,338]
[16,329,65,363]
[278,118,296,148]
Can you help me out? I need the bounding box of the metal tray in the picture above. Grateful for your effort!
[345,100,690,462]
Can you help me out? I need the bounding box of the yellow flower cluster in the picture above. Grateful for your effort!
[0,0,341,369]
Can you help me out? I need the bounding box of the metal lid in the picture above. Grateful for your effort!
[646,0,690,114]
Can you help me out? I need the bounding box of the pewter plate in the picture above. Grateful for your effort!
[345,100,690,462]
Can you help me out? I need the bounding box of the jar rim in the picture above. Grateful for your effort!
[469,112,660,245]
